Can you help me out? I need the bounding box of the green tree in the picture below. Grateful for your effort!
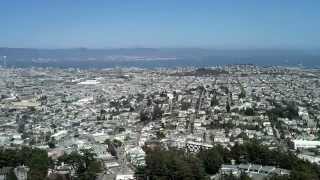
[136,149,206,180]
[28,148,49,180]
[268,175,291,180]
[48,137,56,149]
[140,110,150,122]
[58,149,102,180]
[211,95,219,106]
[152,104,163,120]
[198,148,223,174]
[7,169,17,180]
[226,102,231,113]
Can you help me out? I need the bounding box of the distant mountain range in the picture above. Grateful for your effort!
[0,47,319,68]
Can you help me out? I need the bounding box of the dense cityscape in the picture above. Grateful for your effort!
[2,0,320,179]
[1,65,320,179]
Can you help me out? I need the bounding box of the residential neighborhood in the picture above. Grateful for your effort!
[1,65,320,179]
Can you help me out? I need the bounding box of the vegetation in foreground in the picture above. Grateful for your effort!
[135,140,320,180]
[0,147,102,180]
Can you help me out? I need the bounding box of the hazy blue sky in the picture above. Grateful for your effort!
[1,0,319,49]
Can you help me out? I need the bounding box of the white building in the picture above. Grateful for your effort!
[292,140,320,149]
[298,154,320,165]
[186,141,213,153]
[14,166,29,180]
[115,174,135,180]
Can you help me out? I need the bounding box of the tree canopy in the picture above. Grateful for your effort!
[58,149,102,180]
[0,146,49,180]
[135,148,206,180]
[135,141,320,180]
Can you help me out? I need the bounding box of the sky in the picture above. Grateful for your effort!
[1,0,320,49]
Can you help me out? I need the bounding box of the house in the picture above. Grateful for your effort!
[219,164,290,179]
[292,140,320,150]
[185,141,213,153]
[115,174,135,180]
[0,167,12,180]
